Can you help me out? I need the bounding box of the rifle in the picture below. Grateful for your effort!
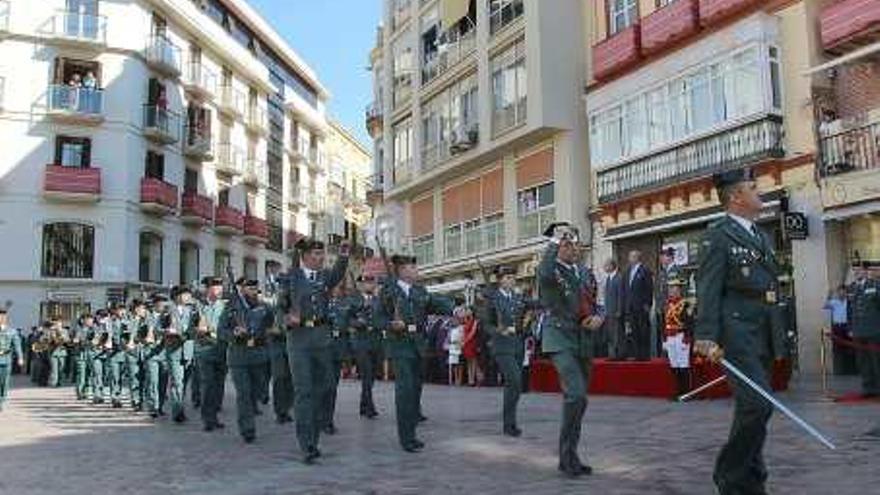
[225,264,253,344]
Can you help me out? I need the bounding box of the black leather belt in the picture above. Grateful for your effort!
[732,288,777,304]
[234,336,266,347]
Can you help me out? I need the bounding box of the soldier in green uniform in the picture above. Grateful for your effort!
[538,222,602,477]
[105,304,128,408]
[323,283,350,435]
[377,254,454,453]
[694,169,784,495]
[72,313,97,401]
[165,287,199,423]
[90,310,112,404]
[128,300,155,411]
[348,274,382,419]
[223,278,274,443]
[483,265,537,437]
[848,262,880,397]
[266,280,294,425]
[0,307,24,411]
[277,238,349,464]
[142,295,166,418]
[46,318,69,388]
[196,278,227,431]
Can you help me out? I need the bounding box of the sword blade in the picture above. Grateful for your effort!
[721,358,837,450]
[678,375,727,402]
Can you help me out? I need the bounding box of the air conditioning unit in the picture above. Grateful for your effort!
[450,123,478,154]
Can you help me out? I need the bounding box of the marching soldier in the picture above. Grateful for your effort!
[224,278,274,443]
[47,317,70,388]
[72,313,98,401]
[105,304,128,408]
[694,168,784,495]
[196,277,227,431]
[277,238,349,464]
[377,254,453,453]
[125,300,151,411]
[538,222,603,477]
[166,286,199,423]
[0,306,24,411]
[143,295,166,418]
[91,310,112,404]
[483,265,537,437]
[324,283,350,435]
[266,284,294,425]
[848,261,880,398]
[348,274,382,419]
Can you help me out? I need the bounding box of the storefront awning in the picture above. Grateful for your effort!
[802,41,880,76]
[441,0,470,29]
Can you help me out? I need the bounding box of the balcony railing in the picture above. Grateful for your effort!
[145,36,182,78]
[243,157,268,187]
[819,119,880,177]
[489,0,524,36]
[183,62,217,99]
[43,165,101,201]
[519,206,555,241]
[180,191,214,225]
[216,143,244,175]
[215,205,244,234]
[593,24,642,80]
[596,115,785,204]
[422,29,476,86]
[47,85,104,122]
[246,105,268,134]
[142,104,180,144]
[219,85,247,117]
[183,124,213,160]
[820,0,880,53]
[140,177,178,214]
[45,10,107,45]
[243,215,269,243]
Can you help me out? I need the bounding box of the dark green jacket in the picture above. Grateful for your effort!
[346,292,382,352]
[277,255,349,348]
[377,277,453,359]
[483,287,538,356]
[695,215,784,359]
[848,279,880,339]
[537,242,597,357]
[222,296,273,366]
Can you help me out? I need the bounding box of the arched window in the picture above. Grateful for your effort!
[139,231,163,283]
[41,222,95,278]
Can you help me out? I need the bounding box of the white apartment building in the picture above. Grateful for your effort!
[366,0,589,290]
[0,0,337,325]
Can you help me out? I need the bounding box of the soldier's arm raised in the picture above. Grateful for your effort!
[537,241,559,285]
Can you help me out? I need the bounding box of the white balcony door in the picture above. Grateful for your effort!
[65,0,98,39]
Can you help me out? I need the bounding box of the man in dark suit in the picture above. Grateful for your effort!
[694,168,783,495]
[602,259,625,360]
[624,250,653,360]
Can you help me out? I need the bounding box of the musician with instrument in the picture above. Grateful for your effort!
[125,300,152,411]
[143,295,167,418]
[105,304,129,408]
[376,254,454,453]
[266,272,294,425]
[90,309,112,404]
[0,306,24,411]
[223,277,274,443]
[482,265,539,438]
[538,222,603,478]
[156,286,195,423]
[46,317,70,389]
[347,274,383,419]
[196,277,227,431]
[72,313,98,401]
[277,238,349,464]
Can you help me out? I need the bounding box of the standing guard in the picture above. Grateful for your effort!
[72,313,97,401]
[125,300,150,411]
[47,317,70,389]
[0,306,24,411]
[377,254,453,453]
[277,238,349,464]
[538,222,603,477]
[197,277,228,431]
[105,304,128,408]
[90,310,112,404]
[348,275,382,419]
[166,286,198,423]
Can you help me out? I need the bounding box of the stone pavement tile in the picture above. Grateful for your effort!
[0,376,877,495]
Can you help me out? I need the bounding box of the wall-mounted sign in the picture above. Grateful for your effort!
[783,212,809,240]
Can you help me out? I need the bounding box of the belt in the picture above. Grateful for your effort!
[234,336,266,348]
[290,318,329,329]
[732,288,778,305]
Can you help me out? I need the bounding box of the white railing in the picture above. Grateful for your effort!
[48,84,104,115]
[185,62,218,96]
[145,36,182,75]
[216,143,245,174]
[46,10,107,44]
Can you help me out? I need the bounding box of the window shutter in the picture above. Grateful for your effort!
[53,57,65,84]
[54,136,64,165]
[81,138,92,168]
[148,78,160,104]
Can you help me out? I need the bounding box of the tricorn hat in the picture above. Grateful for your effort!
[391,254,417,266]
[202,276,224,287]
[712,168,754,191]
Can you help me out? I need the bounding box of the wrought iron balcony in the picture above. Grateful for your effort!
[145,36,181,78]
[365,101,383,136]
[183,124,213,161]
[140,177,178,215]
[47,85,104,124]
[596,114,785,204]
[819,118,880,177]
[43,165,101,202]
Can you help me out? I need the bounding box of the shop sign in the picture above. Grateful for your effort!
[783,212,809,240]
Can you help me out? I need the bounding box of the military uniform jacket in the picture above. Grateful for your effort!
[695,215,784,359]
[222,297,273,366]
[72,324,98,360]
[277,255,349,348]
[0,326,23,364]
[483,288,537,357]
[346,292,382,353]
[537,242,599,357]
[377,278,453,359]
[196,300,225,359]
[848,279,880,339]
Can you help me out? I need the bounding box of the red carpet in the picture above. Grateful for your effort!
[832,392,880,404]
[529,358,792,399]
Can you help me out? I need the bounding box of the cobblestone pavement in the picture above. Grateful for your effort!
[0,374,877,495]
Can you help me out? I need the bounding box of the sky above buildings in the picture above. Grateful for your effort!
[248,0,381,150]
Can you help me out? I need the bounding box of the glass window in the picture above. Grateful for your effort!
[444,225,462,259]
[609,0,638,35]
[489,0,524,36]
[491,38,527,135]
[179,241,199,286]
[412,234,434,265]
[214,249,230,276]
[243,257,258,280]
[55,136,91,168]
[41,223,94,278]
[517,182,555,240]
[145,151,164,180]
[139,231,163,284]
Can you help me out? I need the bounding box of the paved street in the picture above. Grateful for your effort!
[0,374,877,495]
